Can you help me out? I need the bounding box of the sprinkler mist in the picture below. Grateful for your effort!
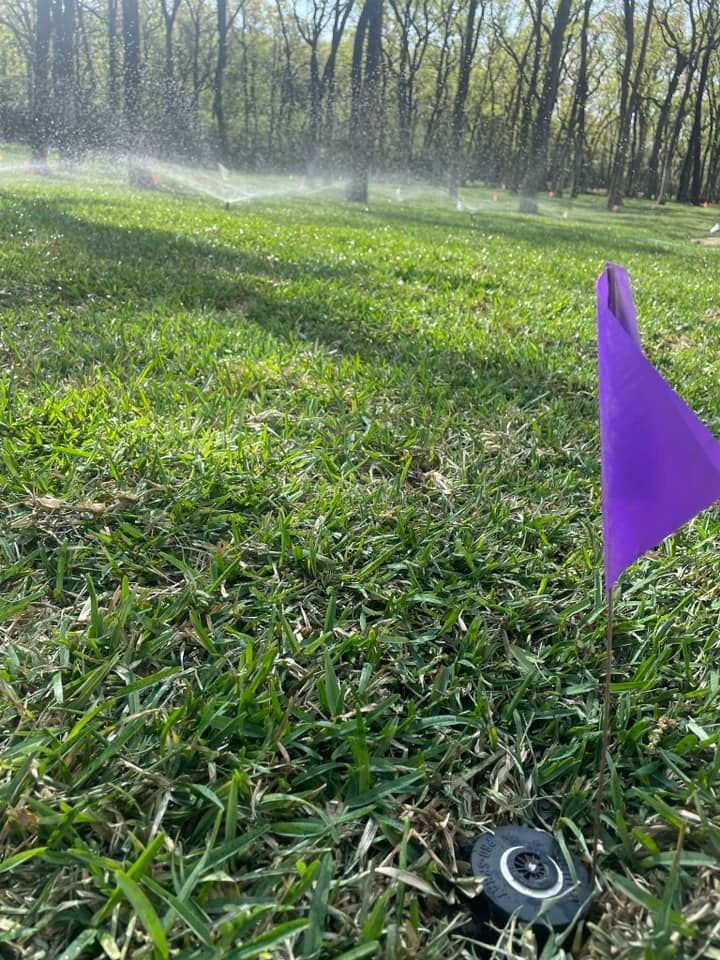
[0,148,342,210]
[0,162,39,178]
[150,158,341,207]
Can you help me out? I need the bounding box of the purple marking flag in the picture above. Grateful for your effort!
[598,263,720,590]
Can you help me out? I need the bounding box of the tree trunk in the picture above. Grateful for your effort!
[606,1,634,207]
[31,0,52,164]
[307,41,322,173]
[108,0,119,115]
[77,3,96,95]
[607,0,654,209]
[321,0,355,164]
[626,95,649,196]
[659,63,695,203]
[346,0,382,202]
[647,50,687,198]
[515,1,544,189]
[122,0,143,181]
[54,0,77,162]
[706,79,720,201]
[448,0,483,196]
[160,0,181,139]
[688,42,715,204]
[570,0,592,197]
[275,0,296,162]
[394,6,412,167]
[421,0,454,160]
[163,8,174,83]
[213,0,229,159]
[346,2,369,200]
[499,33,532,189]
[519,0,573,212]
[239,13,251,159]
[249,27,259,162]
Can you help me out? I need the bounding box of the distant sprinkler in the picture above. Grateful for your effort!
[218,162,229,180]
[562,210,568,219]
[710,223,720,234]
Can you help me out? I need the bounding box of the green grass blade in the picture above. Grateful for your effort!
[115,871,169,959]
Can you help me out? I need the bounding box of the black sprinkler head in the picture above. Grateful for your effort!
[469,826,592,949]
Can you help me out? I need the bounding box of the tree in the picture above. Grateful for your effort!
[346,0,382,201]
[31,0,52,162]
[321,0,356,154]
[386,0,431,168]
[421,0,456,164]
[213,0,230,158]
[607,0,654,209]
[292,0,355,174]
[107,0,119,114]
[177,0,217,144]
[569,0,593,195]
[448,0,485,195]
[159,0,184,144]
[656,1,701,202]
[53,0,77,160]
[519,0,573,212]
[646,3,689,199]
[677,0,720,204]
[122,0,145,183]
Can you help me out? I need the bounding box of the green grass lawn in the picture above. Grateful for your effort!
[1,170,719,959]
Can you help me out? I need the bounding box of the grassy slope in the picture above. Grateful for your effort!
[0,174,719,959]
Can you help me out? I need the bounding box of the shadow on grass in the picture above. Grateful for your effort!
[0,193,593,409]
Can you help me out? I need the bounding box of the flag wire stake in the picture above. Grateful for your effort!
[592,586,614,883]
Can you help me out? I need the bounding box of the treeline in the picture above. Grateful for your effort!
[1,0,720,208]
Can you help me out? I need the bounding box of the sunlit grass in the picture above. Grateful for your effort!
[1,173,719,958]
